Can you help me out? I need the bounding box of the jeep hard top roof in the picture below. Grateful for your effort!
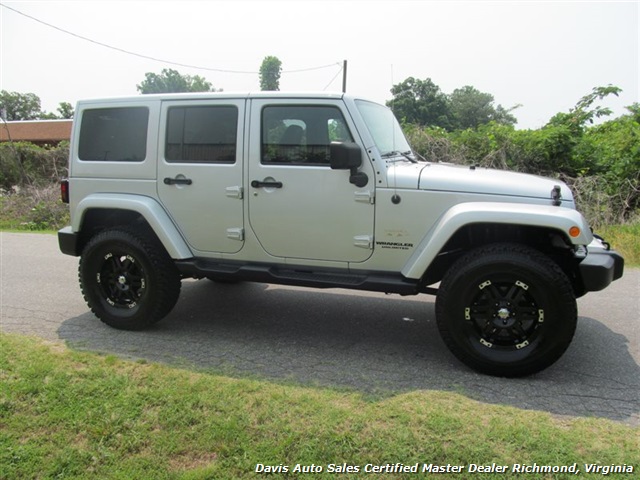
[75,91,366,106]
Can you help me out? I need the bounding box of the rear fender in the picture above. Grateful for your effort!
[73,193,192,259]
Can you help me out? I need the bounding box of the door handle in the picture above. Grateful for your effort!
[164,177,193,186]
[251,180,283,189]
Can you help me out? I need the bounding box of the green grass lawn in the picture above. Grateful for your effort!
[1,333,637,479]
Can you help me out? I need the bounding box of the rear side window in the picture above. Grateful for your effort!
[165,106,238,163]
[78,107,149,162]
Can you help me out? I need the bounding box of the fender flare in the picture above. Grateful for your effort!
[73,193,192,259]
[401,202,593,279]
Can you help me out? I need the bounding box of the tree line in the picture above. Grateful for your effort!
[387,77,518,131]
[0,91,73,121]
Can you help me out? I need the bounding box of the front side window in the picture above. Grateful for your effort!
[78,107,149,162]
[166,106,238,163]
[261,105,353,165]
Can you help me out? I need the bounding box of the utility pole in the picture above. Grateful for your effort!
[342,60,347,93]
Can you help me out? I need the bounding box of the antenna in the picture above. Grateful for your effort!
[342,60,347,93]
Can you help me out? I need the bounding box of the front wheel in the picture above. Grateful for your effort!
[436,244,577,377]
[79,228,181,330]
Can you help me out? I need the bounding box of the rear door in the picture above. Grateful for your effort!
[157,99,245,254]
[247,99,375,263]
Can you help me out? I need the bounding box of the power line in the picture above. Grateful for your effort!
[0,2,340,75]
[323,65,343,91]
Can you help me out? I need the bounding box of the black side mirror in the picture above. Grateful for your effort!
[330,142,368,187]
[330,141,362,169]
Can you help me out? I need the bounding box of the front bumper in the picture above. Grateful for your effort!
[578,240,624,292]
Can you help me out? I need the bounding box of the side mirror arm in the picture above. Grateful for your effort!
[349,170,368,187]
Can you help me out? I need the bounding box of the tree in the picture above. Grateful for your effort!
[387,80,518,131]
[0,90,42,120]
[38,102,75,120]
[259,56,282,91]
[449,86,517,130]
[492,104,520,127]
[547,85,622,134]
[386,77,451,129]
[136,68,215,94]
[56,102,74,119]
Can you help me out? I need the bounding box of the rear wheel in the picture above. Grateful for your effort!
[436,243,577,377]
[79,228,181,330]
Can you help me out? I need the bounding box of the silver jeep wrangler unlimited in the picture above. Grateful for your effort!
[58,92,624,377]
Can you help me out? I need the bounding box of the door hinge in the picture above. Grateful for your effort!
[226,228,244,241]
[225,186,244,199]
[354,235,374,249]
[354,190,375,204]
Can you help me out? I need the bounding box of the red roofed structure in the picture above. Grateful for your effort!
[0,120,72,146]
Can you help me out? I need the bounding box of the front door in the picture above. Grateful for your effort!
[157,99,245,254]
[248,100,375,263]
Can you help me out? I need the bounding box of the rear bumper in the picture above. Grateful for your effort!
[58,226,81,256]
[579,248,624,293]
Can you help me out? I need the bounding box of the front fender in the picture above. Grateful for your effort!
[72,193,193,259]
[401,202,593,280]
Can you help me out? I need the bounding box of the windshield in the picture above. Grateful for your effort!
[355,100,412,156]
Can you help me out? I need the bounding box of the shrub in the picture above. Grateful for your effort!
[0,184,69,231]
[0,141,68,189]
[404,106,640,227]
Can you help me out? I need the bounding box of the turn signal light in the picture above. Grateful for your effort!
[569,226,581,238]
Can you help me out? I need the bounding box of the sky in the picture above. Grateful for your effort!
[0,0,638,129]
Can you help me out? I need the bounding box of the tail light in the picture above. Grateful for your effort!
[60,179,69,204]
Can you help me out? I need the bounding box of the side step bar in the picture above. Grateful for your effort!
[175,259,429,295]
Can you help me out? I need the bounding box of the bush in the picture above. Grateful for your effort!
[0,184,69,231]
[0,141,68,189]
[403,124,466,164]
[0,141,70,230]
[404,107,640,227]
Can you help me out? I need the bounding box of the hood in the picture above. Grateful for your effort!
[387,161,574,205]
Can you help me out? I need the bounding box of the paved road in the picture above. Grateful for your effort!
[1,232,638,425]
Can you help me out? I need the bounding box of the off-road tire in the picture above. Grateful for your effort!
[79,228,181,330]
[436,243,577,377]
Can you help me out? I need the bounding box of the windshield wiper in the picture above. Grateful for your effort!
[381,150,418,163]
[411,149,428,162]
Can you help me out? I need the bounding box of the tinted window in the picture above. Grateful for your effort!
[78,107,148,162]
[262,105,353,165]
[166,106,238,163]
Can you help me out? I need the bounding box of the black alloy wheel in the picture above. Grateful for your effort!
[98,250,146,310]
[465,276,545,351]
[436,243,577,377]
